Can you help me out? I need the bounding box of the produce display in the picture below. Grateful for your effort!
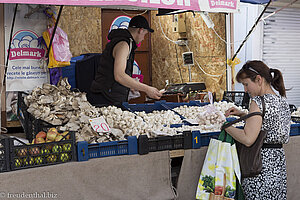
[24,78,113,143]
[24,78,247,142]
[12,128,74,170]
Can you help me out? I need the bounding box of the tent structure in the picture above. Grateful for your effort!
[0,0,273,128]
[0,0,241,13]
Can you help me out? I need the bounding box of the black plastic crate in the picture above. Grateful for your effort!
[0,136,10,173]
[9,131,76,171]
[17,92,58,142]
[223,91,250,109]
[138,131,192,155]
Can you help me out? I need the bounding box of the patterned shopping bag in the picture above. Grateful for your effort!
[196,130,242,200]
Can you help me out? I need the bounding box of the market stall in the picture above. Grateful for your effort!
[1,0,300,200]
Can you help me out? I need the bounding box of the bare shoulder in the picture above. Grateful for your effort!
[114,41,129,49]
[249,100,260,113]
[113,41,129,58]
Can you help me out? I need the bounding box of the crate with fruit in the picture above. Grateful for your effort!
[10,128,76,171]
[0,136,10,172]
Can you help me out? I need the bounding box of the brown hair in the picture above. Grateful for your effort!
[236,60,286,97]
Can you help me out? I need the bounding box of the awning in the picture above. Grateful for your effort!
[240,0,270,4]
[0,0,240,13]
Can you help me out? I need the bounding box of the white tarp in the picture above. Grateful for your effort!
[4,4,49,91]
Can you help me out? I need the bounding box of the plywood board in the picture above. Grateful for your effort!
[59,6,102,57]
[151,11,226,100]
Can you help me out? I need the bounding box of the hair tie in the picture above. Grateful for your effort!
[269,68,274,79]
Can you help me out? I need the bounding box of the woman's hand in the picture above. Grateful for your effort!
[225,107,246,117]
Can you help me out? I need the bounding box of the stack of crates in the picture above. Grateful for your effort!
[223,91,250,109]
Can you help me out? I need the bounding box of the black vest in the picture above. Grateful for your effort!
[90,29,137,104]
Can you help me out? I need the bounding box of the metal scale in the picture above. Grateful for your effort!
[164,52,206,95]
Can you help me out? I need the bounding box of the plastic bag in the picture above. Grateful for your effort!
[42,29,70,68]
[197,104,226,126]
[196,92,226,127]
[48,26,72,62]
[196,130,242,200]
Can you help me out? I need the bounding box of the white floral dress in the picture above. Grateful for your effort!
[242,94,290,200]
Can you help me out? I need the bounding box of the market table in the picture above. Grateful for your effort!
[0,136,299,200]
[0,151,176,200]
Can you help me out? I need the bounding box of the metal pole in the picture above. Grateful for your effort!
[188,65,192,82]
[231,0,272,61]
[3,3,18,87]
[45,5,64,59]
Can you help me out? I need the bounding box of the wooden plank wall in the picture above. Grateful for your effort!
[59,6,102,57]
[151,12,226,100]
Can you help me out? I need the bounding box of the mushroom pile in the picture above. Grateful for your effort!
[24,79,248,142]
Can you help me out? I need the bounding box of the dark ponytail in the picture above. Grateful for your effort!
[269,68,286,97]
[236,60,286,97]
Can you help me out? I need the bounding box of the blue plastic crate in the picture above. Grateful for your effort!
[290,123,300,136]
[192,131,220,148]
[122,101,170,113]
[77,136,138,161]
[62,55,85,89]
[168,123,220,148]
[161,101,208,109]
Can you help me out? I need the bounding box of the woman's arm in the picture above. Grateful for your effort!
[225,100,263,147]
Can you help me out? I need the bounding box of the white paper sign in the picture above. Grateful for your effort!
[89,116,111,133]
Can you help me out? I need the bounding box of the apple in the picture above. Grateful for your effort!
[35,137,45,144]
[36,131,47,139]
[29,146,40,156]
[47,154,57,163]
[55,134,64,142]
[28,157,35,165]
[52,145,62,153]
[35,156,43,165]
[48,128,59,134]
[15,158,22,168]
[16,148,27,157]
[60,153,69,162]
[61,131,70,140]
[47,130,58,142]
[41,148,50,155]
[62,143,72,152]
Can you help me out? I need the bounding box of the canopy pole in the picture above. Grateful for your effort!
[46,5,64,59]
[3,3,18,87]
[231,0,272,61]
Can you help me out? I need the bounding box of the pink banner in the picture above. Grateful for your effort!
[208,0,237,9]
[9,48,45,60]
[0,0,239,13]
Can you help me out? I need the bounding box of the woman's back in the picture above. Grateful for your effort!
[252,93,290,144]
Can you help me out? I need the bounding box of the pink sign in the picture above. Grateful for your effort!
[9,48,45,60]
[208,0,237,9]
[0,0,239,13]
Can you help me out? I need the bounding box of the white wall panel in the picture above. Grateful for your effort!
[262,7,300,106]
